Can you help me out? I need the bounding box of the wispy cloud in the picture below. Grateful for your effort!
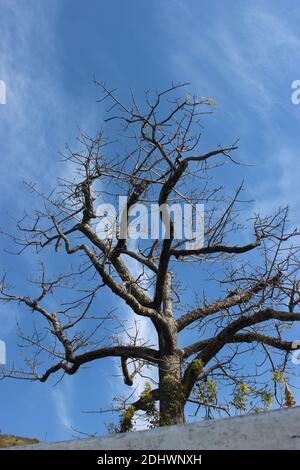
[51,386,72,434]
[0,0,100,209]
[0,0,101,335]
[252,145,300,227]
[159,0,300,231]
[162,0,300,118]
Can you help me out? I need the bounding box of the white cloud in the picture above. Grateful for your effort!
[159,0,300,232]
[51,387,72,432]
[0,0,100,209]
[163,1,300,119]
[252,145,300,228]
[0,0,101,335]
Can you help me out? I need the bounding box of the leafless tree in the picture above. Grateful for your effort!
[1,82,300,430]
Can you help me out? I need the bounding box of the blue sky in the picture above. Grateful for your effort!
[1,0,300,441]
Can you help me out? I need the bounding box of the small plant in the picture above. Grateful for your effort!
[273,370,284,384]
[190,359,204,375]
[140,382,159,428]
[261,390,273,410]
[232,383,248,411]
[119,405,136,433]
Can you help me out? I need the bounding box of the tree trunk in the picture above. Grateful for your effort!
[158,271,185,426]
[158,350,185,426]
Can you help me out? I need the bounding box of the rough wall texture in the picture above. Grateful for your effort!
[7,407,300,450]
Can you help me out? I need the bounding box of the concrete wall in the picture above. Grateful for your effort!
[8,407,300,450]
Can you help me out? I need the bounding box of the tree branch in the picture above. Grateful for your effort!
[177,273,282,331]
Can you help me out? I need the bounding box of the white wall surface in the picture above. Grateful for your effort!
[6,407,300,450]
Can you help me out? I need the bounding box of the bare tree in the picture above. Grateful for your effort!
[1,82,300,430]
